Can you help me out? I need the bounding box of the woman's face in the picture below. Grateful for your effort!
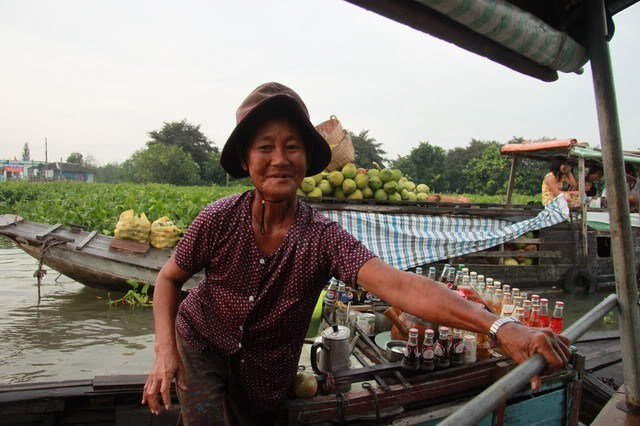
[560,162,572,174]
[242,119,307,201]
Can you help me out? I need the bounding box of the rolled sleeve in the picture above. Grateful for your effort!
[323,222,377,288]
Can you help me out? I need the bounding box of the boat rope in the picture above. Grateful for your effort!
[321,371,335,395]
[362,382,381,425]
[335,392,347,425]
[33,238,67,302]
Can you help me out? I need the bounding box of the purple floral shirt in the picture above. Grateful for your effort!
[174,190,376,413]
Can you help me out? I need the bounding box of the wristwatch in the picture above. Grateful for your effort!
[489,316,521,341]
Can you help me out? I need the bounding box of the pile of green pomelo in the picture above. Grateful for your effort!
[297,163,431,201]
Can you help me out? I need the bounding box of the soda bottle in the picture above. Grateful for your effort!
[539,298,550,328]
[500,292,515,317]
[550,301,565,334]
[439,264,451,283]
[415,266,423,276]
[477,275,485,289]
[427,266,437,281]
[461,267,469,277]
[420,329,436,372]
[450,329,465,367]
[515,306,525,324]
[460,275,471,290]
[528,305,541,327]
[336,281,346,305]
[435,327,451,369]
[484,285,494,308]
[501,283,509,294]
[452,271,463,290]
[493,288,503,314]
[463,334,477,364]
[458,263,466,272]
[322,279,338,324]
[522,299,532,323]
[486,277,494,289]
[469,271,477,281]
[513,295,523,309]
[446,267,456,289]
[477,279,486,298]
[520,291,528,301]
[401,328,420,372]
[512,288,520,298]
[531,294,540,307]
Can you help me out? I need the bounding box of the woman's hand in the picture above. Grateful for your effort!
[495,323,571,391]
[142,348,188,414]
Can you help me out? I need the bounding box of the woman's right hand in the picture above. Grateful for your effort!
[142,348,188,414]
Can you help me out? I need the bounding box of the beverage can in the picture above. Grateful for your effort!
[356,312,376,336]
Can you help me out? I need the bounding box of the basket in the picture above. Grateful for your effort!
[315,115,355,172]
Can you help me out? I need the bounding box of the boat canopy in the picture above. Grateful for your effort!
[569,145,640,164]
[500,139,587,161]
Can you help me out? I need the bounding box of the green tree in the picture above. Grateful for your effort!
[147,119,216,181]
[66,152,83,164]
[95,163,125,183]
[465,144,510,195]
[128,145,200,185]
[202,151,228,185]
[348,130,388,169]
[447,139,499,193]
[392,142,449,192]
[21,143,31,161]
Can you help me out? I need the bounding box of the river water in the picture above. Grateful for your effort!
[0,237,619,385]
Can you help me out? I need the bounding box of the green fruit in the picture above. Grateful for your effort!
[504,257,519,266]
[523,258,534,266]
[396,181,405,192]
[307,187,322,198]
[383,181,398,194]
[379,168,394,183]
[348,189,363,199]
[404,181,416,192]
[328,171,344,188]
[416,183,430,194]
[341,163,357,180]
[368,176,383,191]
[311,173,323,184]
[405,191,417,201]
[401,189,411,200]
[391,169,403,182]
[367,169,379,178]
[416,192,429,201]
[342,179,357,195]
[334,187,346,199]
[354,174,369,190]
[296,188,306,197]
[362,187,373,199]
[525,231,535,239]
[374,189,388,201]
[388,192,402,202]
[317,179,333,196]
[301,177,316,193]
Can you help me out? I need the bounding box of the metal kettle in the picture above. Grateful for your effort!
[310,325,359,376]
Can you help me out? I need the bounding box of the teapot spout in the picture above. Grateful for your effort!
[348,335,360,354]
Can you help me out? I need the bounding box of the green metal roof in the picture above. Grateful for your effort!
[569,146,640,164]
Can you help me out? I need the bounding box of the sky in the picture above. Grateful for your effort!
[1,1,639,165]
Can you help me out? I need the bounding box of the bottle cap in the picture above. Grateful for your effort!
[409,327,419,335]
[463,334,477,342]
[556,301,564,306]
[540,298,549,303]
[425,328,434,335]
[439,326,449,333]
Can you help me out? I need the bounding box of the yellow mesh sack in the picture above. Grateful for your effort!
[150,216,183,249]
[114,209,151,244]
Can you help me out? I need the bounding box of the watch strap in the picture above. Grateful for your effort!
[489,316,521,341]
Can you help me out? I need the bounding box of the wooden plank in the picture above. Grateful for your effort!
[505,238,543,244]
[93,375,148,390]
[0,215,24,228]
[75,230,98,251]
[35,223,63,240]
[505,156,518,205]
[464,250,561,258]
[109,239,150,255]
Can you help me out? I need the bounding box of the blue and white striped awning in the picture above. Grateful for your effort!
[322,196,569,271]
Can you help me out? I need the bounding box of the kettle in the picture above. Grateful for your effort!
[310,325,359,376]
[384,306,435,343]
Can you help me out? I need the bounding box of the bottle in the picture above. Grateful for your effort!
[452,271,463,290]
[446,267,456,289]
[550,301,565,334]
[460,275,471,290]
[401,328,420,372]
[415,266,423,276]
[477,279,486,298]
[427,267,437,281]
[484,285,494,308]
[500,292,515,317]
[463,334,477,364]
[486,277,494,289]
[515,306,525,324]
[493,288,503,314]
[336,281,346,305]
[513,295,523,309]
[520,291,528,301]
[439,264,451,283]
[539,298,550,328]
[501,283,509,294]
[457,263,466,272]
[512,288,520,298]
[477,275,485,289]
[528,305,541,327]
[469,272,478,291]
[469,271,477,281]
[435,327,451,369]
[461,267,469,277]
[450,329,465,367]
[522,299,532,323]
[531,294,540,307]
[322,279,338,324]
[420,329,436,372]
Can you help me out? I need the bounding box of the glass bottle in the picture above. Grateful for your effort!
[522,299,532,323]
[483,285,494,307]
[493,288,503,314]
[322,278,338,324]
[415,266,423,276]
[515,306,525,324]
[420,329,436,372]
[513,295,523,309]
[501,283,509,294]
[450,329,465,367]
[435,326,452,369]
[486,277,494,289]
[477,275,485,291]
[461,267,469,277]
[512,288,520,298]
[452,271,463,290]
[528,305,541,327]
[460,275,471,290]
[463,334,477,364]
[500,292,515,317]
[539,298,550,328]
[531,294,540,307]
[427,266,437,281]
[446,267,456,289]
[401,328,420,372]
[550,301,564,334]
[439,264,451,283]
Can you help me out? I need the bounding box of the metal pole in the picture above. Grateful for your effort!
[440,294,618,426]
[578,158,588,256]
[586,0,640,411]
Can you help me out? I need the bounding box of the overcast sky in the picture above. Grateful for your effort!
[1,1,639,165]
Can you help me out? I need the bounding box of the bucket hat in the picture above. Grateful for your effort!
[220,82,331,178]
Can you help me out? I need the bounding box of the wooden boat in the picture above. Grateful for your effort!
[0,214,201,293]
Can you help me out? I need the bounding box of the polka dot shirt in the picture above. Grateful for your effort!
[174,190,376,414]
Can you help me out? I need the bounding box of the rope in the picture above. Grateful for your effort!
[34,238,67,302]
[321,371,335,394]
[362,382,381,425]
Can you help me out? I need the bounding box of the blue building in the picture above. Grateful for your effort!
[37,162,96,182]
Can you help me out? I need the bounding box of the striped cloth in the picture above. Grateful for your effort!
[321,196,569,271]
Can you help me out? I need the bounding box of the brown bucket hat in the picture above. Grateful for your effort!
[220,82,332,178]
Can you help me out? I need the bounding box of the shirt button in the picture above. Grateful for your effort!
[240,359,245,364]
[249,295,255,302]
[238,343,242,349]
[239,325,243,331]
[259,258,265,265]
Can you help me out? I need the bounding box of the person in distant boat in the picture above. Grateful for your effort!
[584,165,604,197]
[601,164,639,212]
[541,156,579,206]
[142,82,571,425]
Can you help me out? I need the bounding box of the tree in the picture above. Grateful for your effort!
[446,139,499,193]
[83,154,98,168]
[392,142,449,192]
[147,119,216,181]
[348,130,388,169]
[21,143,31,161]
[95,163,125,183]
[66,152,83,165]
[465,144,510,195]
[202,151,228,185]
[128,144,200,185]
[505,136,555,196]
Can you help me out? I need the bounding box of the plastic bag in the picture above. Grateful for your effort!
[150,216,183,249]
[114,209,151,244]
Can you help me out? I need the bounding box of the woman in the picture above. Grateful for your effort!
[584,165,604,197]
[542,156,579,206]
[143,82,570,425]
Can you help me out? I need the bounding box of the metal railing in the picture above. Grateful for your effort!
[439,294,619,426]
